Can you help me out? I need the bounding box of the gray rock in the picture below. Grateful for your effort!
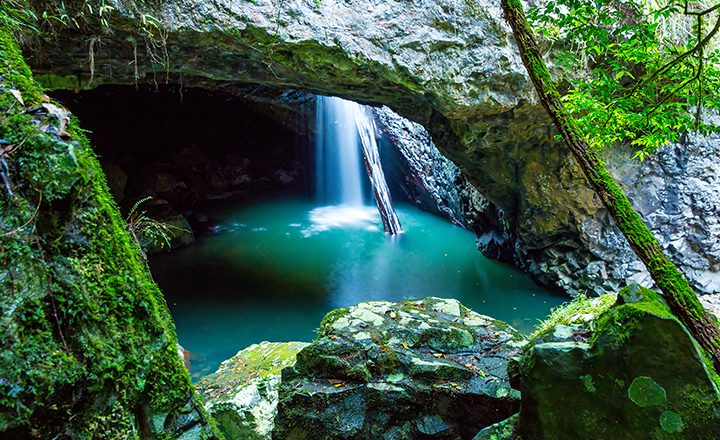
[273,297,525,439]
[196,341,309,440]
[599,136,720,295]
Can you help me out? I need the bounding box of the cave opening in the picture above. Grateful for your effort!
[52,85,564,380]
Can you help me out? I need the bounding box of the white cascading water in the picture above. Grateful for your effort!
[315,96,365,206]
[314,95,402,234]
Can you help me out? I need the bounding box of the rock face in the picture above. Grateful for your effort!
[509,285,720,439]
[375,106,517,263]
[197,341,309,440]
[273,297,525,439]
[0,30,216,438]
[604,136,720,294]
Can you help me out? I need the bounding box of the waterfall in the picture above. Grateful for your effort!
[315,96,365,206]
[315,95,402,234]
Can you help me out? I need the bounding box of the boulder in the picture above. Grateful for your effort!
[509,285,720,439]
[197,341,309,440]
[273,297,525,439]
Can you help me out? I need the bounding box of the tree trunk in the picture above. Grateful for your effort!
[501,0,720,370]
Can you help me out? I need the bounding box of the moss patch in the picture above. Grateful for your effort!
[514,285,720,439]
[530,292,617,341]
[0,25,218,438]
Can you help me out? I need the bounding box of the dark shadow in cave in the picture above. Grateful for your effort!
[52,85,311,224]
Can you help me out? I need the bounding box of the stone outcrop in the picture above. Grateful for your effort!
[197,341,309,440]
[0,29,217,438]
[507,285,720,439]
[273,297,524,439]
[375,105,518,263]
[606,135,720,294]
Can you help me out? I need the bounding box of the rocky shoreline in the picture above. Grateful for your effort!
[196,291,720,438]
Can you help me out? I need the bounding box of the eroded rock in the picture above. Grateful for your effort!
[273,297,525,439]
[197,341,309,440]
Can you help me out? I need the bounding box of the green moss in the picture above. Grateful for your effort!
[34,73,83,91]
[0,25,219,437]
[580,374,596,393]
[530,293,617,341]
[589,286,675,351]
[317,307,350,337]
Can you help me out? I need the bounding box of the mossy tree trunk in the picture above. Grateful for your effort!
[500,0,720,370]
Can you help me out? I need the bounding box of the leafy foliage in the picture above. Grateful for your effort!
[0,0,112,32]
[126,196,183,256]
[529,0,720,158]
[0,0,39,32]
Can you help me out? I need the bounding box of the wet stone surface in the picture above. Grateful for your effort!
[273,297,525,439]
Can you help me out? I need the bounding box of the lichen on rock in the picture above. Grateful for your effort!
[272,297,525,439]
[510,284,720,439]
[197,341,309,440]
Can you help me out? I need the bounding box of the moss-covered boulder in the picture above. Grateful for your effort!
[273,297,525,439]
[197,341,308,440]
[0,28,217,438]
[510,285,720,439]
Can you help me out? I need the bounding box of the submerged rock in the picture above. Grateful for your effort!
[197,341,309,440]
[509,285,720,439]
[273,297,525,439]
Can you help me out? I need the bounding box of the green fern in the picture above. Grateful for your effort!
[125,196,184,257]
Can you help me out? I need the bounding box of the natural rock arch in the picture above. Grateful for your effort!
[24,0,719,296]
